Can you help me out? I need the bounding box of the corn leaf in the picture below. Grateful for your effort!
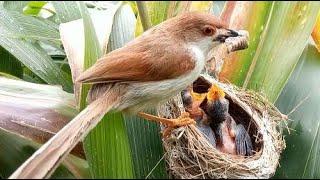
[0,72,21,80]
[0,36,72,90]
[3,1,28,12]
[84,3,135,178]
[0,77,85,158]
[23,1,47,16]
[77,1,102,109]
[60,2,134,178]
[135,1,171,36]
[59,6,118,104]
[0,9,60,41]
[0,130,84,179]
[0,77,89,178]
[220,1,320,102]
[274,42,320,178]
[52,1,81,23]
[0,46,23,78]
[124,113,167,179]
[59,2,119,102]
[0,6,72,91]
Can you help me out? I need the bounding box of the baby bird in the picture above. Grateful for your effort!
[181,86,216,147]
[199,84,253,156]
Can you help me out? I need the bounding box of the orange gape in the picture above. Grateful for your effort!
[186,89,207,121]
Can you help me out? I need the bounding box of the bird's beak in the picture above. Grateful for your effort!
[214,29,240,43]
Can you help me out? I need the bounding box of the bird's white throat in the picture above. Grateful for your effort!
[191,37,215,56]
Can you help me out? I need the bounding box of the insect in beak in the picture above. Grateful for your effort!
[214,29,240,43]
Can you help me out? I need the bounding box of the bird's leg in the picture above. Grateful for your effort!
[137,112,196,137]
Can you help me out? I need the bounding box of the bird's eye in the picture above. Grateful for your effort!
[203,26,215,36]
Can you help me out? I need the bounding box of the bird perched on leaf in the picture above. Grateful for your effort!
[10,12,243,179]
[200,84,253,156]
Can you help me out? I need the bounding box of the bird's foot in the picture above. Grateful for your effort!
[162,112,196,138]
[168,112,196,128]
[137,112,196,138]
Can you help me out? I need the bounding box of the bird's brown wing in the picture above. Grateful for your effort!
[76,39,195,84]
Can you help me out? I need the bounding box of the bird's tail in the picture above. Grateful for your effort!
[9,88,120,179]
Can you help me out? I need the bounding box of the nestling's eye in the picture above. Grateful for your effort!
[203,26,215,36]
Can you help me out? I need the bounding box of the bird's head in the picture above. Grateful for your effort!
[190,90,207,102]
[181,86,207,108]
[207,83,225,102]
[162,12,240,55]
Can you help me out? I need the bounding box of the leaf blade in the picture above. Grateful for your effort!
[0,77,84,158]
[52,1,81,23]
[220,1,320,102]
[274,43,320,178]
[69,2,135,178]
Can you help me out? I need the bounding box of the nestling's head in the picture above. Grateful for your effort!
[207,83,226,101]
[161,12,240,53]
[199,83,229,123]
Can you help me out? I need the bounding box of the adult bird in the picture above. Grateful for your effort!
[10,12,241,178]
[200,84,253,156]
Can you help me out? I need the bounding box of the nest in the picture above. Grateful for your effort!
[157,74,287,179]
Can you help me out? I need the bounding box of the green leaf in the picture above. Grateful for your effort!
[0,7,72,91]
[274,43,320,178]
[0,46,23,78]
[23,1,47,16]
[77,1,102,110]
[0,72,21,80]
[108,2,168,178]
[0,130,79,179]
[84,3,135,178]
[52,1,81,23]
[0,38,72,91]
[0,9,60,41]
[220,1,320,102]
[124,112,167,179]
[0,77,89,178]
[68,2,134,178]
[126,1,138,16]
[59,3,120,103]
[22,66,46,84]
[135,1,171,36]
[3,1,28,12]
[85,111,134,178]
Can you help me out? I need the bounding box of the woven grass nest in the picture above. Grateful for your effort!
[157,74,287,179]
